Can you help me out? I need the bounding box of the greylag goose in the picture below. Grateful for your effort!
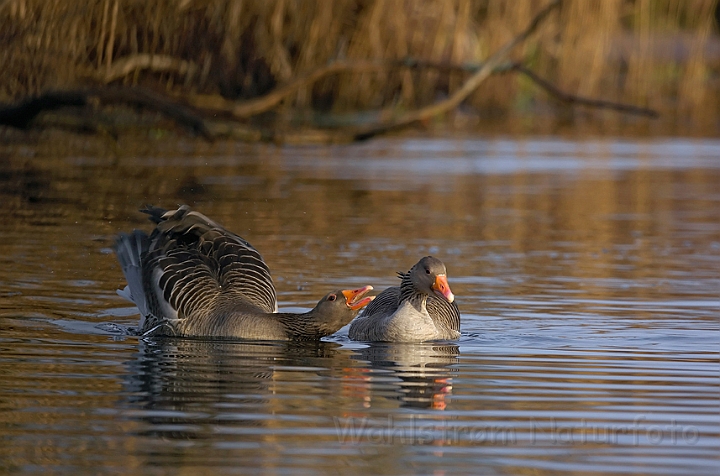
[113,205,374,340]
[348,256,460,342]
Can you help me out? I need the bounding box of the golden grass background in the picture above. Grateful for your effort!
[1,0,718,133]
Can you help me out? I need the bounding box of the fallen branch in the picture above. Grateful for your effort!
[350,0,562,140]
[0,91,86,129]
[182,60,386,118]
[0,87,213,140]
[0,0,655,146]
[172,0,561,137]
[176,0,560,129]
[183,54,658,129]
[390,58,659,118]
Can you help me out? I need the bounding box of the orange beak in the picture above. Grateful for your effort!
[342,285,375,310]
[432,274,455,303]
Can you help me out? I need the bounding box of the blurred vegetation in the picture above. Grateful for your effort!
[0,0,718,134]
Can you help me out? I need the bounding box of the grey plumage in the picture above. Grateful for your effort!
[348,256,461,342]
[113,205,373,340]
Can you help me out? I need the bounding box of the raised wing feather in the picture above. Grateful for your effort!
[131,206,277,334]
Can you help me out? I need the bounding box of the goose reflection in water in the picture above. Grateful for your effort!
[117,337,459,446]
[121,338,356,441]
[346,343,459,410]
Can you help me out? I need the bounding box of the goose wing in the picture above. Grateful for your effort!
[140,206,277,327]
[426,296,461,335]
[358,285,400,318]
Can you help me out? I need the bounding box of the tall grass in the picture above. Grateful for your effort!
[0,0,717,130]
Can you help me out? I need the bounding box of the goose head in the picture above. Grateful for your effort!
[309,285,375,332]
[409,256,455,303]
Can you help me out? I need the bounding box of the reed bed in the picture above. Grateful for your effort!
[0,0,718,132]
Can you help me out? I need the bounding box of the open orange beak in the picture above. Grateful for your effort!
[342,285,375,310]
[432,274,455,303]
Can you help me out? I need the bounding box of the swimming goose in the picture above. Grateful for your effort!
[348,256,460,342]
[113,205,374,340]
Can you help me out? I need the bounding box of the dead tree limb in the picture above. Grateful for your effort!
[181,60,386,118]
[0,91,87,129]
[0,0,656,146]
[0,87,213,140]
[350,0,562,140]
[232,60,386,118]
[103,88,212,140]
[391,59,659,118]
[178,0,559,130]
[187,51,658,125]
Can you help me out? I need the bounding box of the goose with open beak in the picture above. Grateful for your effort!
[113,205,374,340]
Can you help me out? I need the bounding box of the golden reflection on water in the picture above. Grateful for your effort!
[2,137,718,302]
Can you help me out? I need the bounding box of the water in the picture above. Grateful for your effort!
[1,136,718,475]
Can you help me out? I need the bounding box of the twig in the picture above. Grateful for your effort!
[508,63,659,118]
[106,0,118,73]
[100,54,197,84]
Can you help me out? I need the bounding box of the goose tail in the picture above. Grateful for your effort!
[113,230,150,320]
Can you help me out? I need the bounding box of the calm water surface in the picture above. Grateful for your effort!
[0,136,718,475]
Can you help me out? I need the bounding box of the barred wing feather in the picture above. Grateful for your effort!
[142,205,277,316]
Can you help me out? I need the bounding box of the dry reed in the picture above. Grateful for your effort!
[0,0,718,131]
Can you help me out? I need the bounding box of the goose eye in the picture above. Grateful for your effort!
[425,268,431,274]
[327,294,337,302]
